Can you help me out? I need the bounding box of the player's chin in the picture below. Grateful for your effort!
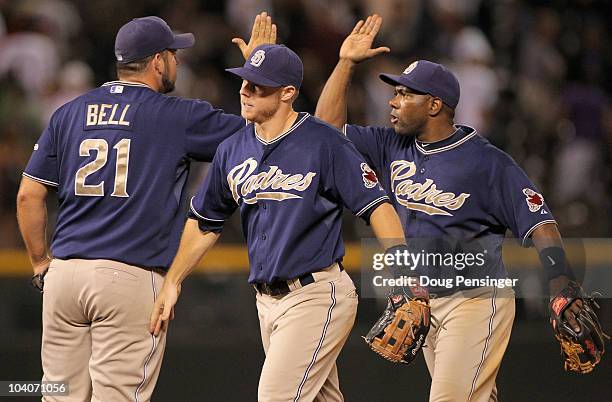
[390,120,403,133]
[393,124,415,137]
[389,117,403,133]
[240,107,255,121]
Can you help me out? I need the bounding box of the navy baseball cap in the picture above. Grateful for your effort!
[115,16,195,63]
[226,44,303,89]
[379,60,460,109]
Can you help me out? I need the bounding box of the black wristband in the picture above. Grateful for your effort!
[384,244,411,278]
[539,246,572,282]
[384,244,429,299]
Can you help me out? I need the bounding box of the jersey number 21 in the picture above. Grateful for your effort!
[75,138,131,197]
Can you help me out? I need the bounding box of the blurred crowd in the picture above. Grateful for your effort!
[0,0,611,248]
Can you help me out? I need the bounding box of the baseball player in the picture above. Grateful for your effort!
[150,44,407,402]
[315,15,590,401]
[16,14,275,401]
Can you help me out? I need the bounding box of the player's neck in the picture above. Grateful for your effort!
[255,109,299,142]
[417,120,456,143]
[117,73,160,92]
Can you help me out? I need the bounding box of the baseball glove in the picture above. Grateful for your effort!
[30,268,48,293]
[364,286,430,364]
[550,282,609,374]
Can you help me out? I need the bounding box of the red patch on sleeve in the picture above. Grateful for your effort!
[523,188,544,212]
[361,163,378,188]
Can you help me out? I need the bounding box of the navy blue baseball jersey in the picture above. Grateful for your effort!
[344,124,556,291]
[190,113,390,283]
[23,80,245,269]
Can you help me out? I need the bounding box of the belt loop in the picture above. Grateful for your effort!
[287,278,300,291]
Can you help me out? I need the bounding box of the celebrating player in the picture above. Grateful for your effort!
[150,44,407,401]
[17,14,275,401]
[315,15,606,401]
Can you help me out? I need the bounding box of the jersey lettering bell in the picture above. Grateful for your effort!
[85,103,131,127]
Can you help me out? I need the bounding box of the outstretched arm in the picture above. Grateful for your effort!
[315,15,389,128]
[232,11,277,60]
[149,219,221,336]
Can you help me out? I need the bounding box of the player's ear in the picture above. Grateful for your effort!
[281,86,298,102]
[151,53,165,75]
[428,97,444,117]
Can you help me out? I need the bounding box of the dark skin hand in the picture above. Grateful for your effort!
[532,223,582,332]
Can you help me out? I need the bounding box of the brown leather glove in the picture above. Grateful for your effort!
[364,286,430,364]
[550,282,609,374]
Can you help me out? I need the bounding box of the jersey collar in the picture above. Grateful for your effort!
[253,112,309,145]
[101,80,154,91]
[415,125,477,155]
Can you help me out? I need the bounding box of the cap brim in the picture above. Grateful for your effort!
[379,73,405,87]
[379,73,429,95]
[170,33,195,49]
[225,67,283,87]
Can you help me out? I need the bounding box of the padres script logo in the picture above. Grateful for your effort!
[390,160,470,216]
[227,158,316,204]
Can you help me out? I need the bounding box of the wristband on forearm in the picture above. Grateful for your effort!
[384,244,411,278]
[384,244,429,299]
[539,246,573,282]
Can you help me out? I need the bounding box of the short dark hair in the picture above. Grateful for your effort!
[442,103,455,120]
[116,54,155,77]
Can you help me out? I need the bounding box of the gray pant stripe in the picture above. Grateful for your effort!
[293,281,337,402]
[468,287,497,401]
[135,271,158,402]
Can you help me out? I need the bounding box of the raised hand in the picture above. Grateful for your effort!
[340,14,390,64]
[232,11,277,61]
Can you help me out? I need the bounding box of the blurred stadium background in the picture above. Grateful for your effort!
[0,0,611,400]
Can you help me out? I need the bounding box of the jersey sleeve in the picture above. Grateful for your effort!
[23,119,59,187]
[326,141,390,222]
[184,100,246,161]
[342,124,392,171]
[493,163,556,247]
[188,150,238,233]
